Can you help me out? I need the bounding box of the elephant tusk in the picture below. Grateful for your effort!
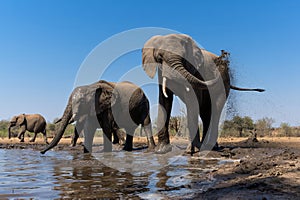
[70,114,76,122]
[162,77,168,98]
[186,87,190,92]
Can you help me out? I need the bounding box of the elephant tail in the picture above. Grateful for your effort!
[230,85,265,92]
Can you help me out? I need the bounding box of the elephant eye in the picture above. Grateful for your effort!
[155,55,163,63]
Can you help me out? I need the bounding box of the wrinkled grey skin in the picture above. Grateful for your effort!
[41,80,155,154]
[142,34,264,154]
[8,114,48,144]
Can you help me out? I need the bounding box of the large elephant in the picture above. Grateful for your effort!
[41,80,155,154]
[142,34,264,154]
[8,113,48,144]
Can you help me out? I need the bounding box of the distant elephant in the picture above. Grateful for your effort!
[8,113,48,144]
[41,80,155,154]
[54,117,125,147]
[142,34,264,154]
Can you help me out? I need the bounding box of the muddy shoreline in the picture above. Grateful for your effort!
[1,137,299,199]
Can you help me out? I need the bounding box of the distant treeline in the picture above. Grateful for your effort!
[1,116,299,138]
[166,116,300,138]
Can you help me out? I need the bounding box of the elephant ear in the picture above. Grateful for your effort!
[17,114,25,125]
[96,87,118,113]
[142,47,158,79]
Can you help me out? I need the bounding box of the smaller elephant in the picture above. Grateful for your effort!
[41,80,156,154]
[8,114,48,144]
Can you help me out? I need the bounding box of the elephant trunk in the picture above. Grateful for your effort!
[40,100,73,154]
[164,56,220,91]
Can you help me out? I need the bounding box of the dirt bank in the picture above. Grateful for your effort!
[193,137,300,200]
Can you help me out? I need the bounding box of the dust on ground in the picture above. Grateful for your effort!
[1,136,299,199]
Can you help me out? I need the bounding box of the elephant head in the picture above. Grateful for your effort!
[40,84,97,153]
[8,114,25,139]
[142,34,221,97]
[41,80,118,154]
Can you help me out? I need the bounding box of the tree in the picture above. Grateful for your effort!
[232,116,254,137]
[0,120,9,137]
[255,117,274,137]
[280,122,292,137]
[243,116,255,131]
[221,116,254,137]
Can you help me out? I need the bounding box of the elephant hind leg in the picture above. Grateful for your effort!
[142,115,156,150]
[200,106,219,151]
[42,129,48,144]
[29,132,38,142]
[123,127,136,151]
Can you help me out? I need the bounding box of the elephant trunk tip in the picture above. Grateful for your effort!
[256,89,265,92]
[40,150,46,154]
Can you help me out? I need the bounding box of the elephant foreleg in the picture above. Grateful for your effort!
[71,128,79,147]
[186,105,201,155]
[112,126,120,144]
[82,121,96,153]
[17,126,26,142]
[102,127,113,152]
[155,78,173,154]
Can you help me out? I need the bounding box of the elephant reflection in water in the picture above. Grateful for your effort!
[52,155,148,198]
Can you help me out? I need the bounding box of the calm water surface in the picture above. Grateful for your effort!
[0,148,235,199]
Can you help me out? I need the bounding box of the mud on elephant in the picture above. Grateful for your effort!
[8,113,48,144]
[142,34,264,154]
[41,80,155,154]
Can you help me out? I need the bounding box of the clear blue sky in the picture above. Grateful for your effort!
[0,0,299,127]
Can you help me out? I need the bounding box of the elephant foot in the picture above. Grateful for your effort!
[144,145,156,153]
[212,142,222,151]
[123,145,133,151]
[155,143,172,154]
[29,139,35,143]
[112,139,119,144]
[83,146,91,153]
[20,139,25,143]
[184,143,200,155]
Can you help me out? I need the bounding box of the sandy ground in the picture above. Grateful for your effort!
[1,136,299,199]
